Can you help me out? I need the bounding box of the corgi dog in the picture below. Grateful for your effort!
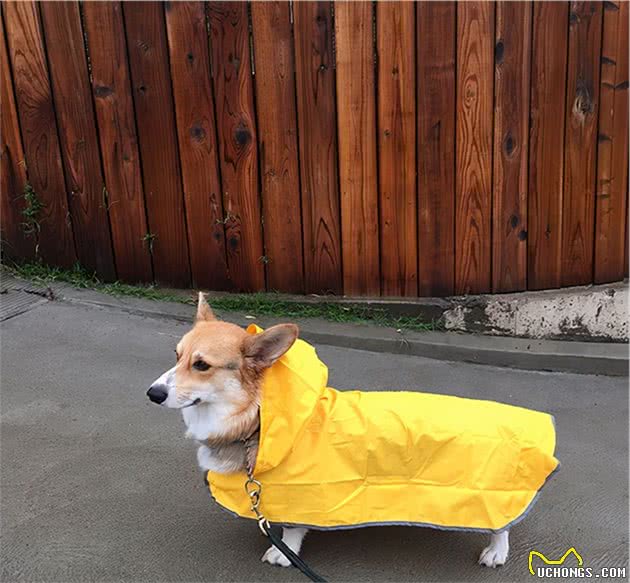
[147,293,516,569]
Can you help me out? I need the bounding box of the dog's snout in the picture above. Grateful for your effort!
[147,384,168,405]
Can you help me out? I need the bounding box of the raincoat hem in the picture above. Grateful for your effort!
[204,460,560,535]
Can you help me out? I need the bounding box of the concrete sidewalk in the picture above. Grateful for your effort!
[1,296,628,582]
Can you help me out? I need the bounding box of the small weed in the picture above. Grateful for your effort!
[21,183,44,237]
[142,232,157,254]
[2,261,438,333]
[101,185,116,210]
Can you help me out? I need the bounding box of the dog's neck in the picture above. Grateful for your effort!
[184,401,260,475]
[182,399,260,444]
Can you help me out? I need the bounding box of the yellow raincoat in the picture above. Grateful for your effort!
[206,325,559,533]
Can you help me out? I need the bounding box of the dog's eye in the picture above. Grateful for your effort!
[193,360,210,372]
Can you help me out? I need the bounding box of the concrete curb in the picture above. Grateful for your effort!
[29,281,627,377]
[95,281,628,342]
[202,282,629,343]
[297,325,629,377]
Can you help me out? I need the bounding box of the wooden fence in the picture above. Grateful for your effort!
[1,1,628,296]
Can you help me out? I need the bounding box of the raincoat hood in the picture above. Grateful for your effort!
[206,325,559,533]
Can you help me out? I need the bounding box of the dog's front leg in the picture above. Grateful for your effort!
[478,530,509,567]
[261,527,309,567]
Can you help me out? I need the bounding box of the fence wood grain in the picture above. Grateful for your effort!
[251,1,304,293]
[417,1,456,297]
[40,1,116,281]
[455,1,495,294]
[0,14,33,261]
[377,1,417,297]
[528,1,569,290]
[124,1,191,287]
[3,1,76,268]
[82,1,152,283]
[165,1,230,290]
[594,0,628,283]
[293,1,342,295]
[2,1,626,297]
[491,1,531,292]
[561,0,603,286]
[335,1,380,296]
[208,1,264,292]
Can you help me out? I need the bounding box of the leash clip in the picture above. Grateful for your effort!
[244,477,270,535]
[245,477,262,508]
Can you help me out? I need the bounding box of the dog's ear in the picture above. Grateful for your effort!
[195,292,216,322]
[243,324,299,368]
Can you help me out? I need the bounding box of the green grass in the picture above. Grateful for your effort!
[2,261,438,332]
[21,183,44,236]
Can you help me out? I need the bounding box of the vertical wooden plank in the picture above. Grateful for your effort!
[492,1,532,292]
[293,1,342,294]
[3,1,76,267]
[625,177,628,277]
[335,1,380,296]
[40,1,116,280]
[251,1,304,293]
[0,14,34,261]
[562,1,603,286]
[626,166,629,277]
[83,1,152,283]
[594,0,628,283]
[124,1,190,286]
[165,1,230,290]
[455,1,494,294]
[528,1,569,290]
[417,1,456,297]
[377,1,417,297]
[208,1,264,292]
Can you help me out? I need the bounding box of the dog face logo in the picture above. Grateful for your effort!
[528,547,583,576]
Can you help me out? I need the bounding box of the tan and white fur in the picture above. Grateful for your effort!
[147,294,510,568]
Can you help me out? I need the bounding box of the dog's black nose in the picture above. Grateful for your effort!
[147,385,168,404]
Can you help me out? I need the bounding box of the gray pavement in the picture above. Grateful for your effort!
[1,297,628,582]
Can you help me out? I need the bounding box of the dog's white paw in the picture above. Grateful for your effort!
[261,545,291,568]
[478,543,509,568]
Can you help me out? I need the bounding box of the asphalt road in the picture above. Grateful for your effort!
[1,298,628,582]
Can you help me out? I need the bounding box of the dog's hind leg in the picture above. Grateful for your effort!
[261,527,308,567]
[478,530,509,567]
